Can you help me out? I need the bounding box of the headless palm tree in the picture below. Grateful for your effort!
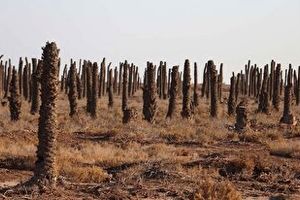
[33,42,59,187]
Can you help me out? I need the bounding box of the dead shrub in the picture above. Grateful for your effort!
[193,178,242,200]
[268,140,300,158]
[59,165,109,183]
[219,157,254,177]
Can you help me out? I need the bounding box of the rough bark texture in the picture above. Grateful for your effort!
[235,101,248,131]
[245,61,250,95]
[249,66,253,96]
[297,66,300,105]
[272,64,281,110]
[134,65,137,91]
[86,64,92,113]
[0,62,3,98]
[240,73,245,95]
[64,64,68,95]
[280,72,296,125]
[284,69,287,87]
[34,42,59,187]
[201,63,207,97]
[76,73,82,100]
[167,68,171,97]
[82,61,87,98]
[28,63,32,103]
[293,70,297,99]
[128,64,133,97]
[8,68,21,121]
[143,63,157,123]
[31,58,38,104]
[30,60,42,115]
[162,62,167,99]
[235,73,240,101]
[122,108,137,123]
[209,60,218,118]
[166,66,179,119]
[253,66,257,97]
[68,62,78,117]
[270,60,275,100]
[18,57,23,95]
[205,62,210,99]
[179,72,182,98]
[23,62,29,100]
[4,64,12,99]
[32,58,37,76]
[218,63,223,101]
[157,65,161,98]
[132,65,136,96]
[193,62,199,107]
[101,58,106,96]
[121,62,137,124]
[280,71,283,96]
[122,61,128,111]
[118,63,122,96]
[280,84,295,124]
[258,65,270,114]
[143,66,147,91]
[113,67,118,94]
[181,59,192,119]
[135,68,139,93]
[108,69,114,108]
[61,65,67,92]
[106,62,111,96]
[257,69,262,98]
[228,73,236,116]
[259,91,270,114]
[3,61,7,98]
[90,62,98,118]
[99,60,104,98]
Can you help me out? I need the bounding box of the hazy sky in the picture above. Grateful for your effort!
[0,0,299,81]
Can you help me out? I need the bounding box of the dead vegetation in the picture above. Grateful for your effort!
[0,55,299,199]
[0,92,299,199]
[269,140,300,158]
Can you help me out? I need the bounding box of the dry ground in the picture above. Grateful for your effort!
[0,90,299,199]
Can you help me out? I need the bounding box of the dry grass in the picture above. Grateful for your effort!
[0,138,35,158]
[0,140,149,183]
[268,140,300,158]
[60,166,109,183]
[57,142,149,167]
[0,92,299,199]
[194,178,242,200]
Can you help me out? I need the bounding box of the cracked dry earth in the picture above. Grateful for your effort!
[0,92,299,199]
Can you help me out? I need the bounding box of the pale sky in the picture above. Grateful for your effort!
[0,0,299,82]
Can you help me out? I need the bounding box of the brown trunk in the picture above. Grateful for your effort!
[193,62,199,107]
[272,64,281,110]
[235,101,248,131]
[201,63,207,97]
[34,42,59,187]
[181,59,193,119]
[143,62,157,123]
[218,63,223,101]
[90,62,98,118]
[118,63,123,96]
[8,67,21,121]
[122,61,128,111]
[228,73,236,116]
[86,63,92,113]
[166,66,179,119]
[108,69,114,108]
[30,60,42,115]
[209,60,218,118]
[68,62,78,117]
